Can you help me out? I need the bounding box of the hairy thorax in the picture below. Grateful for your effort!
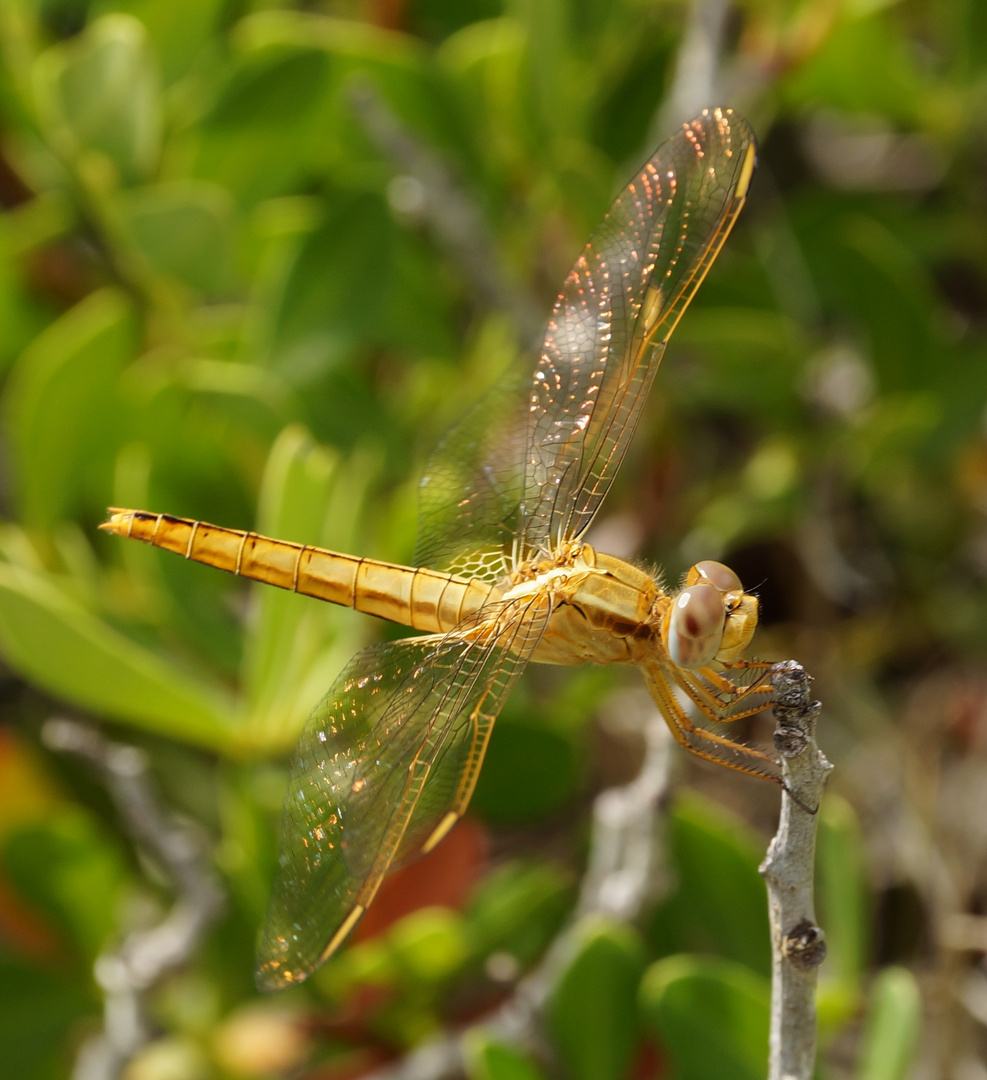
[503,543,667,667]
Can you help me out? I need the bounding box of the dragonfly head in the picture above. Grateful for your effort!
[662,560,758,668]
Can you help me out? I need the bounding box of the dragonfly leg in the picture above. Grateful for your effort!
[673,660,779,724]
[642,663,782,783]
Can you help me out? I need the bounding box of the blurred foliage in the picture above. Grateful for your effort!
[0,0,985,1077]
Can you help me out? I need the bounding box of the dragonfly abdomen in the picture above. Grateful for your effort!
[100,510,496,634]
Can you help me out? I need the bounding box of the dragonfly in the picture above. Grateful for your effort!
[102,107,786,992]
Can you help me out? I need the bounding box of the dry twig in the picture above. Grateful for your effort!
[657,0,731,134]
[43,719,224,1080]
[759,662,831,1080]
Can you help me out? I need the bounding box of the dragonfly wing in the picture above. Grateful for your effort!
[256,596,549,991]
[415,374,529,582]
[415,108,755,574]
[519,108,756,549]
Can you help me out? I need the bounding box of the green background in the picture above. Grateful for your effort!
[0,0,982,1076]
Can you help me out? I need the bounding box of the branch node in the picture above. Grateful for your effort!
[781,919,827,971]
[773,720,809,758]
[769,659,813,709]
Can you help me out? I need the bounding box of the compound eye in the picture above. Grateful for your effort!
[688,560,743,594]
[667,583,726,669]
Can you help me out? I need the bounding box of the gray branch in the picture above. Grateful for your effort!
[576,692,674,921]
[42,719,224,1080]
[657,0,730,135]
[759,662,832,1080]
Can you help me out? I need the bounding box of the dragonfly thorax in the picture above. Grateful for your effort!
[522,545,661,666]
[520,548,760,672]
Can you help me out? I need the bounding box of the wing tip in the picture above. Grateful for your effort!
[254,904,367,993]
[688,106,758,177]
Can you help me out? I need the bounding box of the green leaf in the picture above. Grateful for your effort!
[464,861,572,966]
[215,763,284,926]
[32,14,161,182]
[93,0,225,84]
[119,181,235,294]
[242,425,362,750]
[948,0,987,73]
[591,32,675,162]
[510,0,574,141]
[0,949,94,1080]
[816,795,868,1004]
[469,716,579,824]
[782,14,926,124]
[854,967,922,1080]
[376,232,458,356]
[413,0,505,42]
[207,43,331,129]
[0,220,55,380]
[0,563,231,747]
[387,907,469,983]
[464,1031,548,1080]
[673,307,806,425]
[437,17,527,159]
[4,288,137,529]
[639,955,770,1080]
[650,793,771,977]
[192,40,332,205]
[1,810,126,959]
[830,214,937,393]
[264,191,396,376]
[546,916,645,1080]
[238,12,453,161]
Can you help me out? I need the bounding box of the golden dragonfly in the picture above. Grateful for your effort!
[102,107,787,992]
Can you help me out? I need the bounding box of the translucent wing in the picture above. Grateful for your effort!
[521,109,756,548]
[415,108,756,574]
[256,597,549,990]
[415,375,529,581]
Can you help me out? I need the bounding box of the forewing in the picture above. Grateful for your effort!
[519,108,756,549]
[255,597,548,991]
[415,108,755,575]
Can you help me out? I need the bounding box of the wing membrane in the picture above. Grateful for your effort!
[415,108,756,572]
[415,375,529,581]
[256,598,548,990]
